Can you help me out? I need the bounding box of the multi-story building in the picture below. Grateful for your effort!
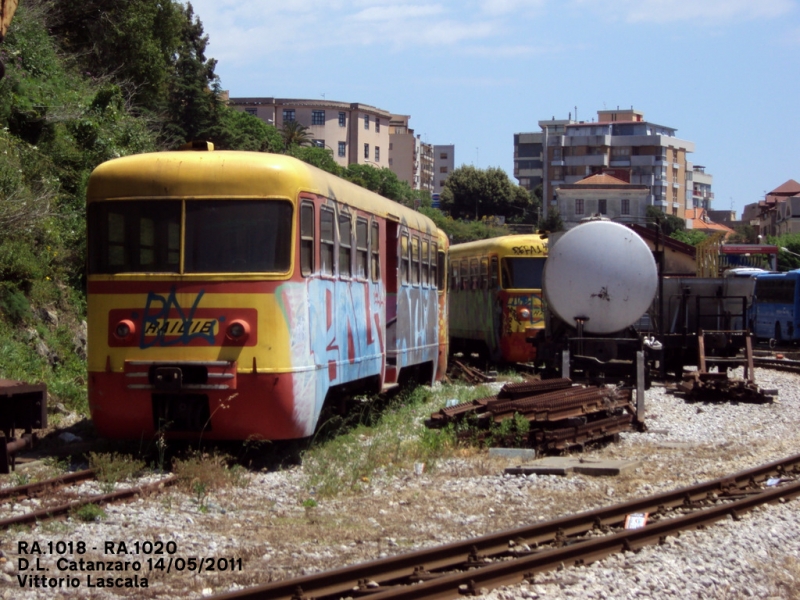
[554,174,650,229]
[388,115,433,192]
[227,97,391,169]
[743,179,800,237]
[519,109,703,221]
[433,145,455,195]
[691,165,714,211]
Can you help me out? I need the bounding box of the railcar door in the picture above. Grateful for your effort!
[383,219,399,385]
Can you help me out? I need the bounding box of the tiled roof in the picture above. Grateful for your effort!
[685,208,735,235]
[574,174,629,186]
[768,179,800,196]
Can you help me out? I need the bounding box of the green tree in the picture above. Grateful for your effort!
[162,3,221,145]
[281,120,312,149]
[670,229,707,246]
[646,205,685,236]
[440,166,528,221]
[540,209,564,233]
[213,108,283,152]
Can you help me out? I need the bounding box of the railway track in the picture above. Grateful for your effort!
[0,469,176,529]
[752,356,800,374]
[207,453,800,600]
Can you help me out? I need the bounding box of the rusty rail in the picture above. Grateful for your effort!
[205,453,800,600]
[0,475,177,529]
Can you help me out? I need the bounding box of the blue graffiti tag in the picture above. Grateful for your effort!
[139,287,216,348]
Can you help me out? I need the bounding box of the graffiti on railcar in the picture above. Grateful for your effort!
[140,287,216,347]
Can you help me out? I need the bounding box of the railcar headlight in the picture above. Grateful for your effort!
[518,307,532,321]
[225,319,250,342]
[114,319,136,341]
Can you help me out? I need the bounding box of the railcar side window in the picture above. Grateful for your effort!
[480,258,489,290]
[185,200,292,273]
[371,221,380,282]
[421,240,430,287]
[339,213,352,278]
[490,256,499,289]
[470,258,479,290]
[400,233,410,285]
[450,261,459,291]
[356,218,368,279]
[411,236,420,286]
[300,202,314,276]
[88,201,181,274]
[460,260,469,291]
[436,248,445,291]
[320,206,335,275]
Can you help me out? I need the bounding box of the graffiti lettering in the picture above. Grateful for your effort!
[511,244,546,256]
[141,287,216,348]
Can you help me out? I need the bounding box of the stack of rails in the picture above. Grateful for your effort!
[427,378,635,451]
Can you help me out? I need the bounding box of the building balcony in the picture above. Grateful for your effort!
[631,175,655,186]
[609,159,631,167]
[564,155,609,167]
[563,135,610,147]
[630,156,655,166]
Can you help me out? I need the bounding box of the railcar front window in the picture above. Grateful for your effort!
[502,257,546,290]
[185,200,292,273]
[88,201,181,274]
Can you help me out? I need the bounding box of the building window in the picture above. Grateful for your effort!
[338,112,346,127]
[440,152,448,159]
[598,199,607,215]
[621,198,630,215]
[375,118,380,133]
[553,148,562,160]
[364,143,369,159]
[312,139,325,148]
[311,110,325,126]
[388,158,393,166]
[375,146,380,162]
[440,166,448,174]
[245,108,257,115]
[338,141,346,157]
[364,115,369,130]
[282,109,295,122]
[439,180,446,187]
[575,198,584,215]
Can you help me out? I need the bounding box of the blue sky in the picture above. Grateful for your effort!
[188,0,800,218]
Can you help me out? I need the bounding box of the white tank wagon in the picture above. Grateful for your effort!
[543,221,658,334]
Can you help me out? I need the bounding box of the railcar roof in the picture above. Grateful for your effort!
[449,233,548,257]
[86,150,438,234]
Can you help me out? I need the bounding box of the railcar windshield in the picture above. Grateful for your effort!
[501,257,546,290]
[88,199,293,274]
[185,200,292,272]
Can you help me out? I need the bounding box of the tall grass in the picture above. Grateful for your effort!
[301,383,499,498]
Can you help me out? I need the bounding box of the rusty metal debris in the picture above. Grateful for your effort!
[677,331,777,403]
[427,379,635,452]
[0,379,47,473]
[677,372,776,404]
[448,360,496,384]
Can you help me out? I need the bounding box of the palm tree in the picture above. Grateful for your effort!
[281,120,312,149]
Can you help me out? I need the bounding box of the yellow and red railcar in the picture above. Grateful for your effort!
[448,234,547,363]
[86,146,448,440]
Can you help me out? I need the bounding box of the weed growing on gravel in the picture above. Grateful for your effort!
[89,452,146,493]
[302,383,498,498]
[173,451,248,510]
[73,503,106,523]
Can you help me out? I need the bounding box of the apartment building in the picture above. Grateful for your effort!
[433,145,455,195]
[517,109,704,221]
[388,115,434,192]
[692,165,714,211]
[227,97,391,169]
